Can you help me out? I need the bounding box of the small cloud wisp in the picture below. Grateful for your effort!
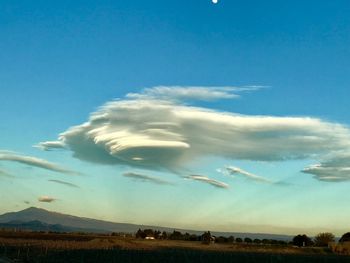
[0,151,79,176]
[48,179,80,188]
[186,175,229,189]
[225,166,272,183]
[123,172,174,185]
[38,196,56,203]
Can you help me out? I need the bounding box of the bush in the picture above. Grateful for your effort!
[340,232,350,243]
[244,237,252,243]
[314,232,335,247]
[201,231,212,244]
[293,234,313,247]
[253,238,261,244]
[236,238,243,243]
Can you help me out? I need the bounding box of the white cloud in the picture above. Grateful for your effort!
[0,151,78,175]
[123,172,173,185]
[38,87,350,183]
[302,152,350,182]
[225,166,272,183]
[126,86,260,102]
[186,175,229,189]
[38,196,56,203]
[35,141,65,151]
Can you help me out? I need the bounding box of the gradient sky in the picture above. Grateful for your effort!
[1,0,350,236]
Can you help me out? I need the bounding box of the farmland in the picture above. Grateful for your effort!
[1,231,350,263]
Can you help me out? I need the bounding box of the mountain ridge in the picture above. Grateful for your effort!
[0,207,294,240]
[0,220,102,233]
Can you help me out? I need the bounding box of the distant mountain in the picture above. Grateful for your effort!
[0,207,293,240]
[0,220,95,233]
[0,207,138,233]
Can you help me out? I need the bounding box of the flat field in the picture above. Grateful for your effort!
[0,231,349,263]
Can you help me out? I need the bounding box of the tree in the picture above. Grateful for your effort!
[169,230,184,240]
[339,232,350,243]
[261,239,270,244]
[189,234,199,241]
[314,232,335,247]
[244,237,252,243]
[201,231,212,244]
[236,237,243,243]
[293,234,313,247]
[154,230,161,239]
[216,236,228,243]
[340,232,350,243]
[143,229,154,237]
[269,239,279,245]
[253,238,261,244]
[183,232,191,241]
[136,229,146,239]
[161,231,168,240]
[228,236,235,243]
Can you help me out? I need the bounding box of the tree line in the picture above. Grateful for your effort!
[135,229,350,248]
[135,229,288,245]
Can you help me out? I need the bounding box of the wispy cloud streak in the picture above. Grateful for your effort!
[126,86,261,102]
[225,166,272,183]
[186,175,229,189]
[35,141,65,151]
[0,151,79,175]
[123,172,174,185]
[48,179,79,188]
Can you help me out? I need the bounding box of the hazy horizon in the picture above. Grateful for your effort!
[1,0,350,237]
[1,206,343,237]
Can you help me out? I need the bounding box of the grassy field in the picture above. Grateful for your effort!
[1,231,349,263]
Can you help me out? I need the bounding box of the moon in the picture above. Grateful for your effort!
[212,0,218,4]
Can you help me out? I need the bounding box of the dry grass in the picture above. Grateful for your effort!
[1,232,349,263]
[0,232,330,254]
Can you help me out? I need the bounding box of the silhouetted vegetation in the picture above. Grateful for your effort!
[135,229,205,242]
[340,232,350,243]
[169,230,185,240]
[293,234,313,247]
[236,237,243,243]
[215,236,228,243]
[201,231,212,244]
[314,232,335,247]
[133,228,294,247]
[253,238,261,244]
[329,232,350,255]
[244,237,252,243]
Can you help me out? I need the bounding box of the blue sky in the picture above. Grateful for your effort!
[1,0,350,235]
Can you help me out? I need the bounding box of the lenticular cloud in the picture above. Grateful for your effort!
[38,86,350,181]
